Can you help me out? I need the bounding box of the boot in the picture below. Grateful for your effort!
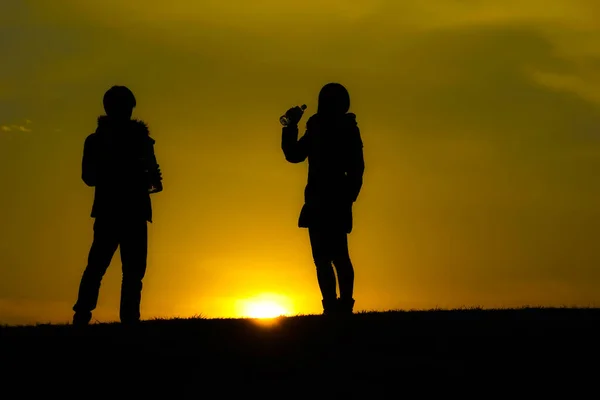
[337,298,355,315]
[322,298,338,316]
[73,311,92,326]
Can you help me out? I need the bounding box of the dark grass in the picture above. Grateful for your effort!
[1,307,599,395]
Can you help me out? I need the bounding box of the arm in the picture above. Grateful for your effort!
[149,139,164,193]
[281,124,309,163]
[346,127,365,203]
[82,134,98,187]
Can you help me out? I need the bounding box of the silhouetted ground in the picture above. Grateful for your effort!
[1,308,598,396]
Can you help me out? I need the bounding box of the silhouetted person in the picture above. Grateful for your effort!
[72,85,163,326]
[281,83,365,315]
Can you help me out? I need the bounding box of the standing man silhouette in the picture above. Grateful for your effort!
[281,83,365,315]
[73,85,163,325]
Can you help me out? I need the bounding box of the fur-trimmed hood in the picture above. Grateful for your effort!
[95,115,153,143]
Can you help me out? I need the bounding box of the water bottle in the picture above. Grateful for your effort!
[280,104,307,127]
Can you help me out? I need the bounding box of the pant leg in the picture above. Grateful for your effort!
[308,228,337,301]
[73,218,119,315]
[331,232,354,300]
[118,219,148,323]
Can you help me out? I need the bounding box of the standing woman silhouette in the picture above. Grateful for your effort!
[281,83,365,315]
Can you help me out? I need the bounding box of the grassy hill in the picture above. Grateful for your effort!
[1,308,598,395]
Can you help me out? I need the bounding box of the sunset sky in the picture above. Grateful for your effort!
[2,0,600,325]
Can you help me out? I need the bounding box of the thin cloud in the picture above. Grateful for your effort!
[529,69,600,104]
[1,122,33,133]
[10,124,32,133]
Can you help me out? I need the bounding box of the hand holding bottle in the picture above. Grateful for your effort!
[280,104,307,127]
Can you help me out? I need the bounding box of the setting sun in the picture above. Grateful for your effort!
[236,294,294,319]
[245,301,287,319]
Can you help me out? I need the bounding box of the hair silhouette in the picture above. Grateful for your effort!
[103,85,137,120]
[317,82,350,115]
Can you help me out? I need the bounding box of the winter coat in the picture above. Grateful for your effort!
[282,112,365,233]
[82,116,155,222]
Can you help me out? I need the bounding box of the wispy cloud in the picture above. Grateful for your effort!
[529,69,600,104]
[15,125,31,132]
[1,120,33,133]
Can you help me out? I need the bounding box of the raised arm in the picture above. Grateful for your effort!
[346,126,365,203]
[281,124,309,163]
[82,134,98,187]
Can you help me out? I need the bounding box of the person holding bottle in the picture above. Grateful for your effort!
[72,85,163,326]
[281,83,365,316]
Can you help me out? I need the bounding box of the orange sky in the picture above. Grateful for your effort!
[2,1,600,325]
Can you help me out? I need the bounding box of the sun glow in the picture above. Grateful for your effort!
[245,301,287,319]
[236,293,294,319]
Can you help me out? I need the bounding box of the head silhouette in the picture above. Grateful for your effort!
[103,86,136,120]
[317,83,350,116]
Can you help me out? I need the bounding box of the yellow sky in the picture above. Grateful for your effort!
[1,0,600,325]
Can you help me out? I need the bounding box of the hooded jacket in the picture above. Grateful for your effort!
[282,112,365,232]
[82,116,154,222]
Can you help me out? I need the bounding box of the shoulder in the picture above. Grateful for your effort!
[132,119,150,134]
[345,114,362,147]
[84,133,97,146]
[344,113,359,131]
[306,113,320,130]
[132,119,154,143]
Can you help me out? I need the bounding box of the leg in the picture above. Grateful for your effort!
[331,232,354,302]
[73,218,119,324]
[118,219,148,324]
[308,228,338,314]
